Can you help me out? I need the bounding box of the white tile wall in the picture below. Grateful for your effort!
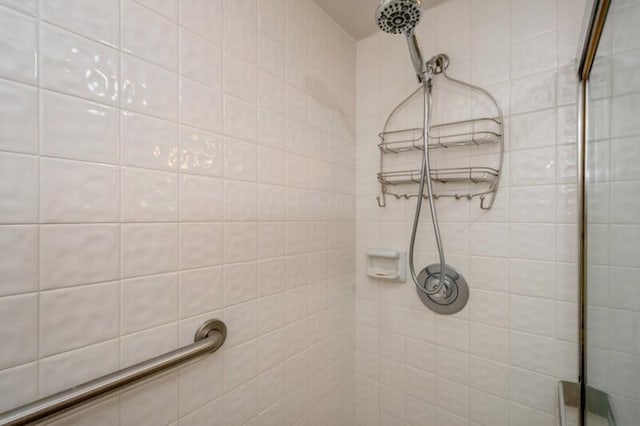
[355,0,584,424]
[0,1,356,425]
[0,0,603,423]
[585,1,640,423]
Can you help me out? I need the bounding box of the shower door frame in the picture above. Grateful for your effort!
[576,0,612,425]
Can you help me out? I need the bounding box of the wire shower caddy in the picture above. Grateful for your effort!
[376,54,504,210]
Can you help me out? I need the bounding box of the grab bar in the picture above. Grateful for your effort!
[0,319,226,426]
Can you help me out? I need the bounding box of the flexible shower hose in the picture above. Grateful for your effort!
[408,79,447,295]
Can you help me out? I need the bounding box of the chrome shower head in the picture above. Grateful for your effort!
[375,0,427,82]
[376,0,422,35]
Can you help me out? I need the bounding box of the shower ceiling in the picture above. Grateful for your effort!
[313,0,447,40]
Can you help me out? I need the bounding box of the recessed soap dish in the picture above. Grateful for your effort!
[365,249,406,282]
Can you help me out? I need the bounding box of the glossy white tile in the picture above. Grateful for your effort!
[122,0,177,70]
[122,167,178,222]
[469,289,509,327]
[224,180,258,221]
[40,0,119,47]
[0,79,37,154]
[0,0,358,423]
[40,224,119,289]
[179,28,221,89]
[510,147,556,186]
[179,223,223,269]
[0,0,36,15]
[510,186,556,223]
[611,225,640,268]
[224,95,257,142]
[121,323,178,367]
[177,130,222,180]
[509,223,556,261]
[258,292,285,334]
[40,158,119,223]
[40,23,118,105]
[510,295,556,337]
[180,77,223,132]
[285,84,307,123]
[610,137,640,181]
[510,0,555,43]
[40,90,118,163]
[510,367,556,414]
[122,54,178,120]
[223,378,259,426]
[223,222,258,263]
[258,184,285,221]
[612,3,640,52]
[39,281,119,356]
[223,300,258,348]
[258,258,286,297]
[179,174,222,222]
[470,323,508,364]
[179,266,222,318]
[258,70,285,113]
[223,0,258,62]
[178,354,224,417]
[511,331,556,376]
[510,70,556,114]
[0,6,36,84]
[0,226,37,296]
[0,294,37,369]
[121,223,178,278]
[134,0,177,20]
[0,153,37,223]
[258,146,286,185]
[179,0,222,43]
[258,0,285,42]
[223,50,257,102]
[121,111,178,171]
[258,33,286,80]
[258,109,285,149]
[120,373,178,426]
[469,389,509,426]
[0,363,38,412]
[285,221,307,254]
[258,222,285,259]
[257,363,286,413]
[468,223,508,257]
[284,0,307,58]
[46,396,120,426]
[510,31,556,80]
[510,109,556,151]
[224,339,258,391]
[122,273,178,333]
[224,137,258,181]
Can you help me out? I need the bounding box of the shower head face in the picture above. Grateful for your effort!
[376,0,422,35]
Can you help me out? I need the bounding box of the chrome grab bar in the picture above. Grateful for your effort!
[0,319,226,426]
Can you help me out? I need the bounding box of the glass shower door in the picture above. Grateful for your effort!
[585,0,640,424]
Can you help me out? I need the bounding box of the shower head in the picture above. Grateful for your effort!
[375,0,427,82]
[375,0,422,35]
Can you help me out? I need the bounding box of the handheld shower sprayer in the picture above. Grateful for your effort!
[375,0,428,82]
[375,0,469,314]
